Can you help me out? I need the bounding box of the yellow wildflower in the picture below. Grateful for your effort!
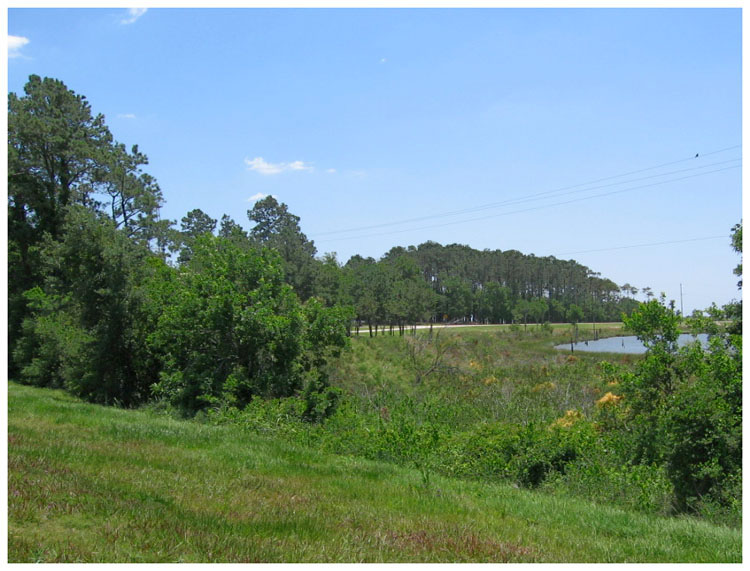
[596,392,623,408]
[550,409,583,429]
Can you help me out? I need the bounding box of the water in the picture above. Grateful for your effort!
[555,333,710,354]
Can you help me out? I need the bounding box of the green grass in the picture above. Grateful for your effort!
[8,382,741,563]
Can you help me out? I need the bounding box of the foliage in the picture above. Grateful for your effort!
[512,420,598,489]
[726,222,742,335]
[146,235,349,415]
[620,293,742,514]
[8,75,167,376]
[298,298,353,421]
[661,335,742,512]
[8,75,115,238]
[566,304,584,325]
[177,208,217,264]
[623,294,680,350]
[13,206,159,406]
[248,196,317,300]
[13,287,91,391]
[731,221,742,287]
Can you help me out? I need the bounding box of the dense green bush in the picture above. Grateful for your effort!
[621,298,742,516]
[14,287,92,390]
[661,335,742,513]
[512,421,599,488]
[13,207,159,406]
[437,423,522,481]
[145,235,351,415]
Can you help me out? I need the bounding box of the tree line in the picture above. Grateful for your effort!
[168,194,647,337]
[172,203,645,336]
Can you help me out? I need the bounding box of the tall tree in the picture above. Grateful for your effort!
[345,255,381,336]
[218,214,248,243]
[8,75,164,374]
[8,75,114,240]
[101,143,166,245]
[312,252,347,307]
[177,208,216,265]
[181,208,217,236]
[382,254,432,334]
[442,276,473,322]
[247,196,317,299]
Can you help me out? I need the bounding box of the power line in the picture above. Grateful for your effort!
[559,235,729,256]
[315,156,740,237]
[311,145,741,237]
[315,163,741,243]
[453,157,740,213]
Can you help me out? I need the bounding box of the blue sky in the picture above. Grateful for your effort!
[7,7,742,313]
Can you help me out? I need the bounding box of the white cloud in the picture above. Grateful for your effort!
[121,8,147,25]
[380,57,387,64]
[244,157,314,176]
[326,168,337,174]
[8,35,29,58]
[247,192,277,203]
[117,113,137,119]
[287,160,313,172]
[245,157,284,175]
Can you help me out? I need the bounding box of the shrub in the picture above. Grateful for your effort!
[300,373,341,423]
[13,208,159,406]
[437,423,521,480]
[146,236,350,414]
[621,299,742,515]
[509,420,598,488]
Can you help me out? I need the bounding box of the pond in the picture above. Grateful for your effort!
[555,333,710,354]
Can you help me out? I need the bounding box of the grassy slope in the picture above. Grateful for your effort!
[8,382,741,563]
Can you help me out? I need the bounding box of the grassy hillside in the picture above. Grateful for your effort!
[8,382,741,563]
